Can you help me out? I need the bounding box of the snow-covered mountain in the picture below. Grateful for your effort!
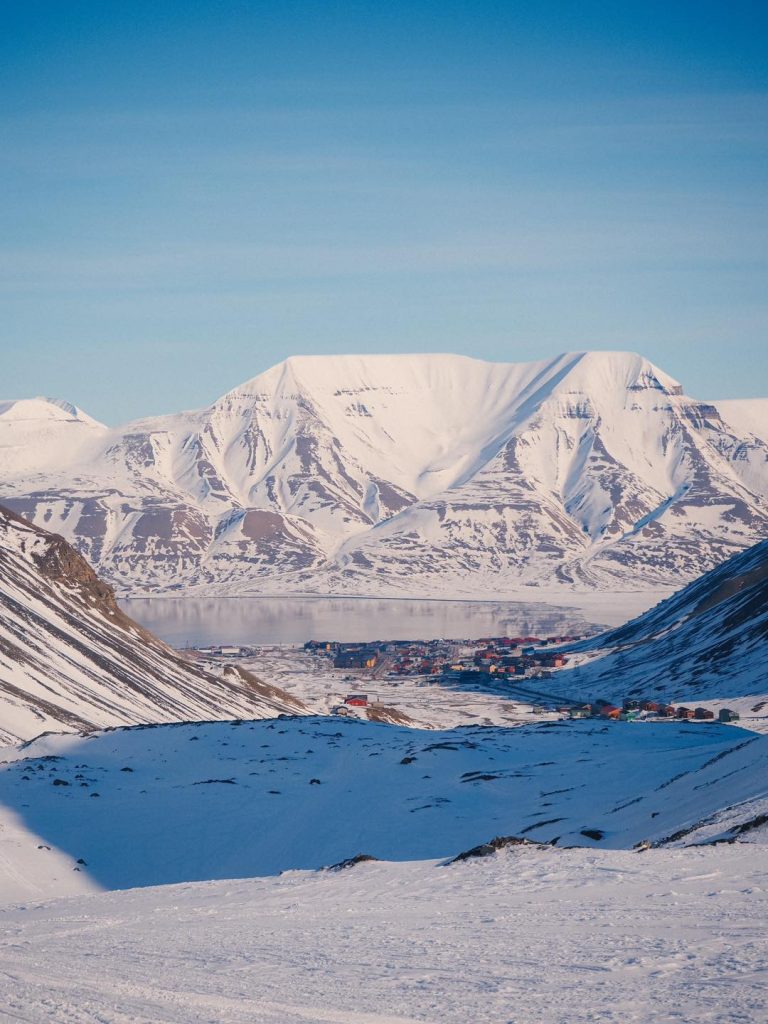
[0,505,307,743]
[2,351,767,599]
[558,536,768,709]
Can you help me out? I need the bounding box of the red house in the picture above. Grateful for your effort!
[599,704,621,720]
[344,694,369,707]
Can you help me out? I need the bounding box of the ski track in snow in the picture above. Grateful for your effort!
[0,847,765,1024]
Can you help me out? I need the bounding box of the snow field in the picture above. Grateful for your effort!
[0,845,765,1024]
[0,717,767,902]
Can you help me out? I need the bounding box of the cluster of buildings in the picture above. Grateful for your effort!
[443,636,572,681]
[303,634,583,680]
[192,644,255,658]
[570,699,739,723]
[305,638,741,726]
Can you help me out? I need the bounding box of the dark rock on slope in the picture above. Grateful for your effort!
[0,505,307,743]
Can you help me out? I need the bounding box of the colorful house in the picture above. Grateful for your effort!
[599,704,621,720]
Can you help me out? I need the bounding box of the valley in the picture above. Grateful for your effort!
[184,536,768,732]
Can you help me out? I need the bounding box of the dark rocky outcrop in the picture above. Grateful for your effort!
[449,835,552,863]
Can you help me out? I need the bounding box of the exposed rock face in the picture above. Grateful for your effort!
[0,506,308,743]
[326,854,379,871]
[33,525,119,617]
[1,352,767,599]
[450,835,550,862]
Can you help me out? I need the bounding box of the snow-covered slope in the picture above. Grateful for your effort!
[0,716,765,902]
[0,506,307,743]
[715,397,768,444]
[2,352,767,599]
[1,846,765,1024]
[0,396,107,474]
[558,537,768,709]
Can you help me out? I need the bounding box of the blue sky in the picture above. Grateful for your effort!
[2,1,766,423]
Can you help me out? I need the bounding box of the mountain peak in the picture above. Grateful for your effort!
[0,396,104,428]
[1,348,763,602]
[544,350,682,395]
[230,350,683,405]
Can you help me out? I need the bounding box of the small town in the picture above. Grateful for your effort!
[303,632,580,678]
[302,636,741,724]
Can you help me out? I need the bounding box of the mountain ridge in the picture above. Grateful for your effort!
[2,350,766,600]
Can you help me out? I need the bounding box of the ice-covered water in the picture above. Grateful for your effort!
[121,596,605,646]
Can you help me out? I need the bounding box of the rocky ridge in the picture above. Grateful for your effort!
[0,505,307,743]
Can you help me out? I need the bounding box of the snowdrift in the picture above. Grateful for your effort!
[1,716,766,901]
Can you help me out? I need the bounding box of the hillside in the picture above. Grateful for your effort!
[2,351,767,600]
[1,716,766,902]
[558,538,768,709]
[0,506,307,743]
